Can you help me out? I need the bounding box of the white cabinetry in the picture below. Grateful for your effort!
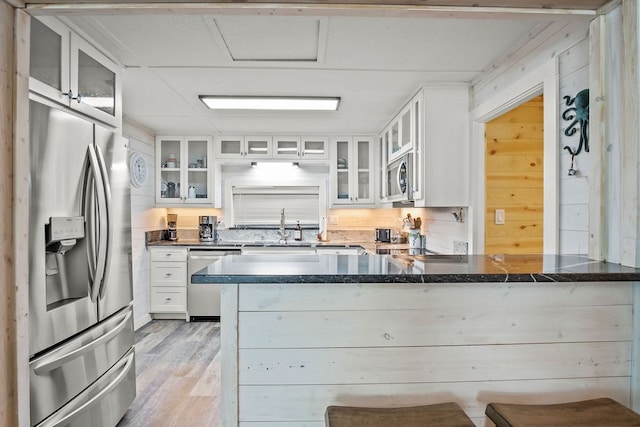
[149,248,188,319]
[29,17,122,127]
[156,136,215,206]
[414,86,469,207]
[214,135,273,159]
[330,136,375,206]
[215,135,328,160]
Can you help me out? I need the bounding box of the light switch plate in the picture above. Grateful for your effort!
[495,209,505,225]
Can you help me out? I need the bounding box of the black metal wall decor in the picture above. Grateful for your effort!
[562,88,589,156]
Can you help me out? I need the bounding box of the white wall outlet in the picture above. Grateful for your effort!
[329,215,338,225]
[494,209,505,225]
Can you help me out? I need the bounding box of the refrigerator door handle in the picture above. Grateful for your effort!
[33,305,132,376]
[36,350,135,427]
[94,144,113,300]
[85,144,108,302]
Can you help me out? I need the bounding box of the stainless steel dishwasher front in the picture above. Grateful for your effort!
[187,249,240,320]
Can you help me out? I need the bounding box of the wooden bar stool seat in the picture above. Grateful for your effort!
[325,402,475,427]
[485,397,640,426]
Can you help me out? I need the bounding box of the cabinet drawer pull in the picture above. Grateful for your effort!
[164,273,172,278]
[165,253,172,257]
[165,298,172,301]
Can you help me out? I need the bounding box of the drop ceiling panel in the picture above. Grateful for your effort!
[324,16,541,71]
[69,15,228,66]
[211,16,322,61]
[126,115,220,134]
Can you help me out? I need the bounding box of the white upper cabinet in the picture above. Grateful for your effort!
[330,136,375,206]
[301,136,329,159]
[273,136,301,159]
[214,135,274,159]
[415,86,469,207]
[214,135,328,160]
[30,17,122,127]
[156,136,215,206]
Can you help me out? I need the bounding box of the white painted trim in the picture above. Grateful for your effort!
[221,284,239,427]
[470,58,559,254]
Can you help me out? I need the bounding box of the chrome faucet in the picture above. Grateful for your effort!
[279,208,287,243]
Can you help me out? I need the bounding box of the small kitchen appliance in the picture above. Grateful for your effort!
[199,215,217,242]
[375,228,392,242]
[167,213,178,241]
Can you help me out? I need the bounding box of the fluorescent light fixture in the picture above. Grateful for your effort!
[199,96,340,111]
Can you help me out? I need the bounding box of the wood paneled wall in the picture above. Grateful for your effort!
[485,96,544,254]
[0,2,17,425]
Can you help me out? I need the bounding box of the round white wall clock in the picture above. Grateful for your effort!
[129,152,148,187]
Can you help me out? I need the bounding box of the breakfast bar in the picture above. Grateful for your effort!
[192,254,640,426]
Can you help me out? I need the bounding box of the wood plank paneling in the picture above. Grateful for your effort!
[239,342,630,385]
[232,282,634,425]
[239,306,631,348]
[0,3,18,426]
[22,0,611,9]
[485,96,544,254]
[238,282,633,311]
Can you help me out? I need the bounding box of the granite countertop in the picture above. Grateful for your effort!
[191,253,640,284]
[146,238,411,254]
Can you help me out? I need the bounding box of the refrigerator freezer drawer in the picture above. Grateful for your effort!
[35,348,136,427]
[30,305,134,426]
[150,264,187,287]
[150,286,187,312]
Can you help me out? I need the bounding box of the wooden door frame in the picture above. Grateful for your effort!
[469,57,559,254]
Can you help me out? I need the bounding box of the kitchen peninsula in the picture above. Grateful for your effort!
[192,254,640,426]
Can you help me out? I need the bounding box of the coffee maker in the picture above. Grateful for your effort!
[199,216,217,242]
[167,214,178,241]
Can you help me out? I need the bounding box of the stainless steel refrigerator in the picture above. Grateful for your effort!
[28,95,136,427]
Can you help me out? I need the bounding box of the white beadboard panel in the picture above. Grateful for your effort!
[238,342,630,385]
[126,122,160,330]
[559,203,590,231]
[238,305,631,349]
[238,283,633,312]
[558,38,589,79]
[559,229,590,255]
[559,176,590,204]
[472,20,589,109]
[238,377,630,423]
[560,150,591,178]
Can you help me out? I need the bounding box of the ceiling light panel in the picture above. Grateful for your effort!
[200,96,340,111]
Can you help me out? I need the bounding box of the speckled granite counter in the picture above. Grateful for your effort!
[192,254,640,283]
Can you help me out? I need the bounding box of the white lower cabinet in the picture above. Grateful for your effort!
[149,248,188,318]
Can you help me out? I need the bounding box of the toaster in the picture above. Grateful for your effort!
[375,228,392,243]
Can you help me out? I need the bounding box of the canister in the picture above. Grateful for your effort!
[408,228,421,249]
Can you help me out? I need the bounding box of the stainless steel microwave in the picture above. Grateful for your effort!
[386,153,414,203]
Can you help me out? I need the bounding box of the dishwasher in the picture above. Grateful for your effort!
[188,249,241,321]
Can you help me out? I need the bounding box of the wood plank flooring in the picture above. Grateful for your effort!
[117,320,221,427]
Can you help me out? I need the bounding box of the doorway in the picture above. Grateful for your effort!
[484,95,544,254]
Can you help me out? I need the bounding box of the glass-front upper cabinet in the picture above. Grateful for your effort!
[386,100,416,163]
[30,17,122,127]
[29,17,69,105]
[156,136,214,206]
[273,136,301,159]
[330,136,374,206]
[70,34,121,126]
[214,135,272,159]
[301,136,329,159]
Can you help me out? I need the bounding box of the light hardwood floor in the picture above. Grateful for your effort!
[118,320,221,427]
